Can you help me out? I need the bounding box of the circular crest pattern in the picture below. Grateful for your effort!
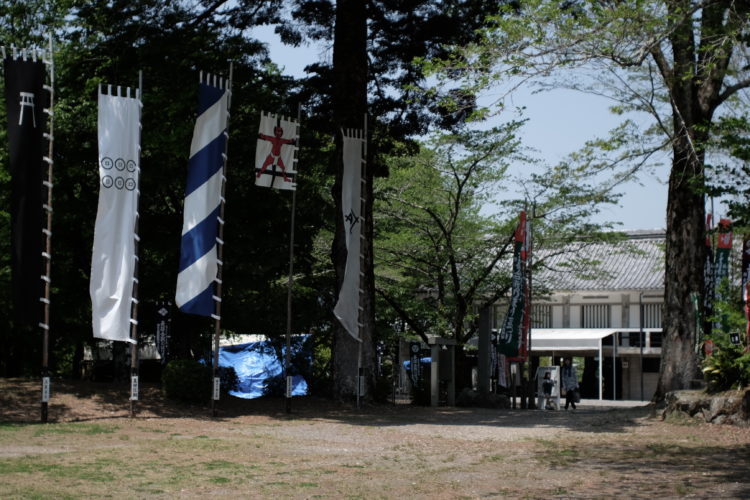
[101,157,114,170]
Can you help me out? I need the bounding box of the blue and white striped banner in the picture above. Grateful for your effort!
[175,74,230,316]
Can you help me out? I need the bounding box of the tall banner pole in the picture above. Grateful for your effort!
[357,114,367,409]
[129,72,143,417]
[212,64,233,417]
[525,204,534,409]
[253,105,301,407]
[335,120,366,406]
[284,104,301,413]
[41,37,55,422]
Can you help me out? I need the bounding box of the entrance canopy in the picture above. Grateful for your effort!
[530,329,617,352]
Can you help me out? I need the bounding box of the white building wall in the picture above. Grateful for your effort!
[569,305,581,328]
[611,305,622,328]
[552,305,564,329]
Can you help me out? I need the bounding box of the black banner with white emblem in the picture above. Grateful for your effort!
[3,57,47,325]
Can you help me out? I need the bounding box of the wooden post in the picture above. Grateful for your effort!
[129,72,143,418]
[40,36,55,423]
[284,105,301,414]
[211,64,233,417]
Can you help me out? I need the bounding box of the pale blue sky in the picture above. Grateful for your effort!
[255,25,670,231]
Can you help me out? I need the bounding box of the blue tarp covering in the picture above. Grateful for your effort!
[402,357,431,371]
[219,336,311,399]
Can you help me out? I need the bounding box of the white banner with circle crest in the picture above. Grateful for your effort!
[90,85,141,343]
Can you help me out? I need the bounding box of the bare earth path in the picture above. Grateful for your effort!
[1,378,749,499]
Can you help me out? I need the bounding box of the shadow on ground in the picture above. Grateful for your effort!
[1,377,651,434]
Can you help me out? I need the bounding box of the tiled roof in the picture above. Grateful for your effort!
[536,231,665,291]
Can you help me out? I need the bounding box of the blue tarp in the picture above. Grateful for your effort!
[219,337,311,399]
[402,357,431,370]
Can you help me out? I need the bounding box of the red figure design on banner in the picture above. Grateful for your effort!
[257,126,296,181]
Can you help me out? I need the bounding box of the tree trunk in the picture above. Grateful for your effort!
[654,130,706,399]
[331,0,374,399]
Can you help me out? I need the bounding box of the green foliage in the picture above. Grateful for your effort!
[375,125,620,345]
[702,280,750,392]
[161,359,211,404]
[375,125,523,344]
[705,116,750,226]
[702,337,750,392]
[261,335,314,397]
[218,365,239,395]
[0,1,333,375]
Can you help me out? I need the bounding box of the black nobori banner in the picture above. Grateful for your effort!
[3,56,48,325]
[155,301,172,364]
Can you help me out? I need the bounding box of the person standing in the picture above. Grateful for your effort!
[561,358,578,410]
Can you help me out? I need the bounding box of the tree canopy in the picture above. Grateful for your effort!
[426,0,750,398]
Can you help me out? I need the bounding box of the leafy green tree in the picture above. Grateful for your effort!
[277,0,510,399]
[375,125,621,346]
[702,280,750,391]
[1,0,331,377]
[0,0,79,376]
[706,115,750,226]
[426,0,750,399]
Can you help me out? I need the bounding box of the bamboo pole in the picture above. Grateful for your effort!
[40,36,55,423]
[211,64,233,417]
[284,105,301,414]
[356,114,367,409]
[129,72,143,418]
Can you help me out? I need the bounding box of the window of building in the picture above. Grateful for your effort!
[642,303,662,328]
[532,304,552,328]
[582,304,610,328]
[642,357,660,373]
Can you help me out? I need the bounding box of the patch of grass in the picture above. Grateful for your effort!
[201,460,241,471]
[210,476,231,484]
[265,481,291,486]
[532,439,580,466]
[0,457,122,482]
[0,422,26,432]
[298,482,319,488]
[32,423,118,437]
[663,411,702,426]
[138,427,167,433]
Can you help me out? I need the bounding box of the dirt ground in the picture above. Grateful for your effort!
[2,377,750,499]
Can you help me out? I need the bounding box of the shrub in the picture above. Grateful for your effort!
[218,366,239,394]
[162,359,212,403]
[162,360,239,403]
[702,336,750,392]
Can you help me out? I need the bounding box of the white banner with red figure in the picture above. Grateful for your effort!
[254,111,298,190]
